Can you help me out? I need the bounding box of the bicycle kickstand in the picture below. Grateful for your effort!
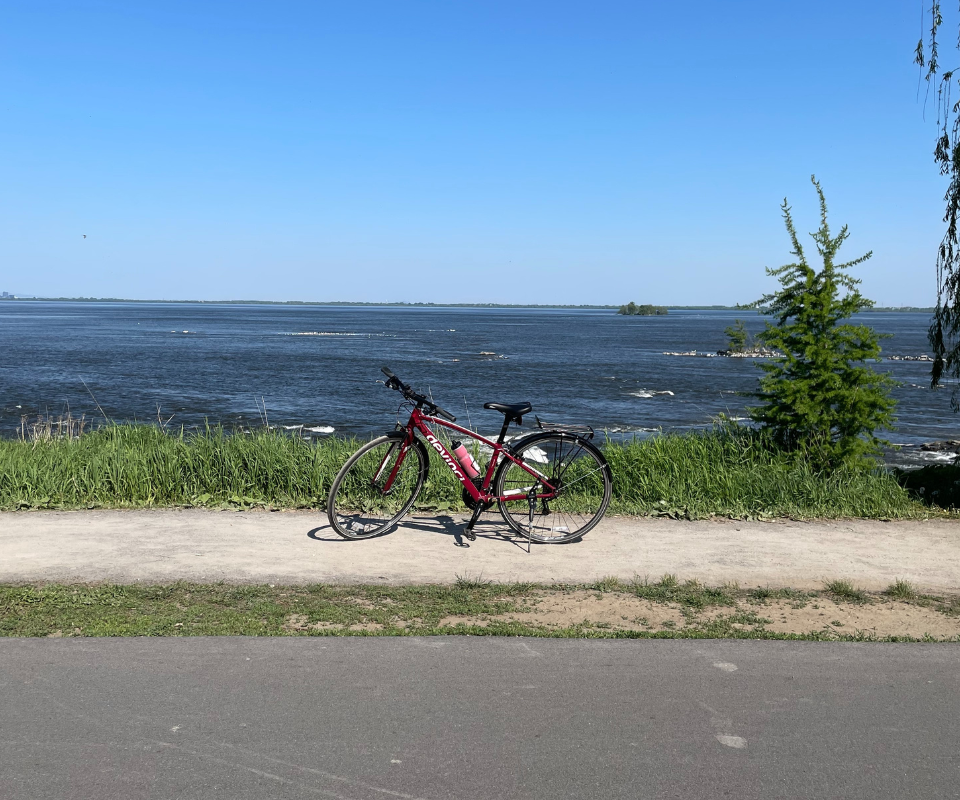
[462,504,483,541]
[523,486,537,554]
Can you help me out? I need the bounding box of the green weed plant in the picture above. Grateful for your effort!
[0,421,926,518]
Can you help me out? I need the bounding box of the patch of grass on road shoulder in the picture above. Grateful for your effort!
[2,579,958,642]
[0,583,535,638]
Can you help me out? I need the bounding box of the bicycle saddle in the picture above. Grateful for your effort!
[483,401,532,422]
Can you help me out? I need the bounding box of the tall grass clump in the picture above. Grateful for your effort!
[0,425,348,509]
[602,424,917,518]
[0,422,925,518]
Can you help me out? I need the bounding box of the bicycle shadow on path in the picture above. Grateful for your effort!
[307,515,535,550]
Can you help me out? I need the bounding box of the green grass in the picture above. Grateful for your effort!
[0,422,935,518]
[747,587,811,603]
[824,580,869,603]
[885,579,917,600]
[0,583,533,637]
[603,426,928,518]
[630,575,736,609]
[1,581,956,641]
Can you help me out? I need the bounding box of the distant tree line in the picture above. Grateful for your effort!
[617,302,668,316]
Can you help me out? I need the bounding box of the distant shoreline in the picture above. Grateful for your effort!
[0,297,936,313]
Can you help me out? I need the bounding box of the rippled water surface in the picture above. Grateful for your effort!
[1,302,955,456]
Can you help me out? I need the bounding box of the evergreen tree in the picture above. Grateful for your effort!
[724,319,749,352]
[750,177,896,470]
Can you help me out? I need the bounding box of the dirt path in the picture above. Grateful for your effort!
[2,509,959,590]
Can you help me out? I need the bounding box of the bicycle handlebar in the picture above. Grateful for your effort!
[380,366,457,422]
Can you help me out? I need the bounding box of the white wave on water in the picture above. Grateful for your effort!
[283,332,390,337]
[630,390,675,398]
[280,424,335,434]
[919,450,957,463]
[605,426,659,433]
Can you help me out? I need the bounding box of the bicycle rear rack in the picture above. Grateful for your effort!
[534,416,595,439]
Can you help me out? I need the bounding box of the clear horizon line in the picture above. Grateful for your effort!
[0,296,937,312]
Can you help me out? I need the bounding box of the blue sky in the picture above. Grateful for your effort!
[0,1,947,304]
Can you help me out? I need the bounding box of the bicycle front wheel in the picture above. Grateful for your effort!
[494,432,612,543]
[327,434,429,539]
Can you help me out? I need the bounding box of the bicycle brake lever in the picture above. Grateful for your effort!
[380,376,401,391]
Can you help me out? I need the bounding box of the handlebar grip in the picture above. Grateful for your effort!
[381,366,396,379]
[434,406,457,422]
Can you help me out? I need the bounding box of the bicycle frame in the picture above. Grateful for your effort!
[380,406,557,503]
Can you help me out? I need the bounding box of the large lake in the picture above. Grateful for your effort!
[1,302,955,463]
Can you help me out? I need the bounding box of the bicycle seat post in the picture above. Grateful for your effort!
[496,415,512,444]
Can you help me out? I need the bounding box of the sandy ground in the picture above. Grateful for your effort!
[432,590,960,640]
[270,589,960,640]
[1,509,959,591]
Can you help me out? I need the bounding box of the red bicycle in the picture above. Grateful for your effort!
[326,367,613,544]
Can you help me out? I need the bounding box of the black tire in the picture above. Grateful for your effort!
[494,432,612,543]
[327,433,429,539]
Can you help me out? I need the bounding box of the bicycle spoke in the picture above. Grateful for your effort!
[553,440,586,482]
[550,464,605,492]
[496,433,611,543]
[328,436,426,539]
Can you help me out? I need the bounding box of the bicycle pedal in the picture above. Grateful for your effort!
[463,528,477,541]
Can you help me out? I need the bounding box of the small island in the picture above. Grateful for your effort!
[663,319,781,358]
[617,302,668,316]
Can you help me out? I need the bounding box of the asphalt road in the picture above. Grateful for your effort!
[3,509,960,590]
[2,638,959,799]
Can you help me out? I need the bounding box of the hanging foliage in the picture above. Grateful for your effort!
[917,1,960,398]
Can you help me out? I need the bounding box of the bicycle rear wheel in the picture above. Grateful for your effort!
[327,433,429,539]
[494,432,612,543]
